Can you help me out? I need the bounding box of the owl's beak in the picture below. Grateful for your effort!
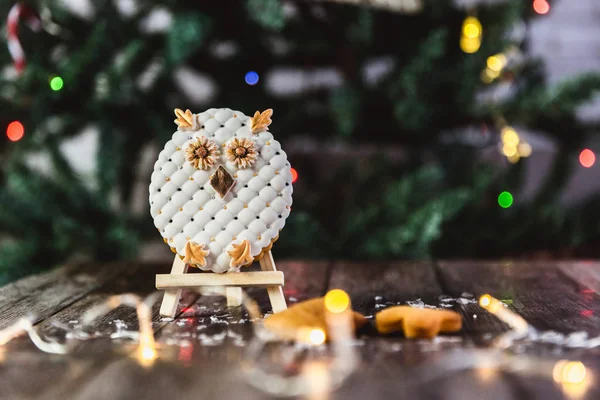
[210,165,236,198]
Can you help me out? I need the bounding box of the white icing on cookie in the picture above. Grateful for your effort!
[149,108,293,273]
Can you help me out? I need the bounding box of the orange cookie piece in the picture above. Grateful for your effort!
[375,306,462,338]
[264,297,367,341]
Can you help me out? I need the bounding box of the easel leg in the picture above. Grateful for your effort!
[226,287,243,307]
[259,251,287,313]
[159,256,188,317]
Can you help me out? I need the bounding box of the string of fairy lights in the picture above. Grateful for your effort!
[2,0,594,210]
[460,1,596,209]
[0,288,594,398]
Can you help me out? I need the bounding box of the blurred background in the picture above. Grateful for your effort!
[0,0,599,284]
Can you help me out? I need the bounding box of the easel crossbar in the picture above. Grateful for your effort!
[156,271,284,289]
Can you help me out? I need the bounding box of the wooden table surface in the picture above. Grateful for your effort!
[1,260,600,400]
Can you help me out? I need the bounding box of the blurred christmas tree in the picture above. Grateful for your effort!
[1,0,599,284]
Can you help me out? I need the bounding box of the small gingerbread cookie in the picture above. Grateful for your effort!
[149,108,293,273]
[375,306,462,338]
[264,297,367,341]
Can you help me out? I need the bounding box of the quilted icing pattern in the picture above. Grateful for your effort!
[149,108,293,273]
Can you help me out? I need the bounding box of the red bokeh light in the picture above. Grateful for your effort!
[6,121,24,142]
[579,149,596,168]
[291,167,298,184]
[533,0,550,15]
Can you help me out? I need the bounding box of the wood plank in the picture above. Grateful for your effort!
[243,260,332,313]
[156,271,284,289]
[9,261,592,400]
[0,262,132,330]
[277,261,332,301]
[44,261,332,399]
[556,261,600,293]
[328,261,443,317]
[36,261,195,340]
[328,261,524,400]
[0,263,88,307]
[0,261,197,400]
[437,260,600,334]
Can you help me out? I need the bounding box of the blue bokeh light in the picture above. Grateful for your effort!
[245,71,259,85]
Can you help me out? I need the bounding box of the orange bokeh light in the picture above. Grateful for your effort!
[533,0,550,15]
[291,167,298,183]
[579,149,595,168]
[6,121,24,142]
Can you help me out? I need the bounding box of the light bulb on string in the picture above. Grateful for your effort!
[579,149,595,168]
[501,127,520,147]
[462,16,482,38]
[487,54,507,72]
[518,143,532,158]
[325,289,350,314]
[533,0,550,15]
[460,16,482,54]
[49,75,64,91]
[6,121,24,141]
[502,144,517,158]
[507,154,520,164]
[290,167,298,184]
[498,191,513,208]
[460,37,481,54]
[244,71,259,86]
[499,125,532,162]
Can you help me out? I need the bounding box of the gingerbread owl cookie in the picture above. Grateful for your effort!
[149,108,293,273]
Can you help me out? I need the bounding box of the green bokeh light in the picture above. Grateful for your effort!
[50,76,64,91]
[498,191,513,208]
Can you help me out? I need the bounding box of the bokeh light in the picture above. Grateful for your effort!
[507,154,520,164]
[50,76,64,91]
[579,149,595,168]
[324,289,350,314]
[487,54,506,72]
[518,142,532,158]
[460,37,481,54]
[462,17,482,38]
[6,121,24,142]
[309,329,326,345]
[244,71,259,85]
[137,345,157,368]
[297,327,326,345]
[460,16,482,54]
[498,191,513,208]
[291,167,298,183]
[553,361,587,384]
[479,294,492,307]
[501,127,520,147]
[533,0,550,15]
[502,144,517,158]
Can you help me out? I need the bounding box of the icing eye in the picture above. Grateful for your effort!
[186,136,219,170]
[225,137,258,169]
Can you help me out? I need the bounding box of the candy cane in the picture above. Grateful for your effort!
[6,3,41,73]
